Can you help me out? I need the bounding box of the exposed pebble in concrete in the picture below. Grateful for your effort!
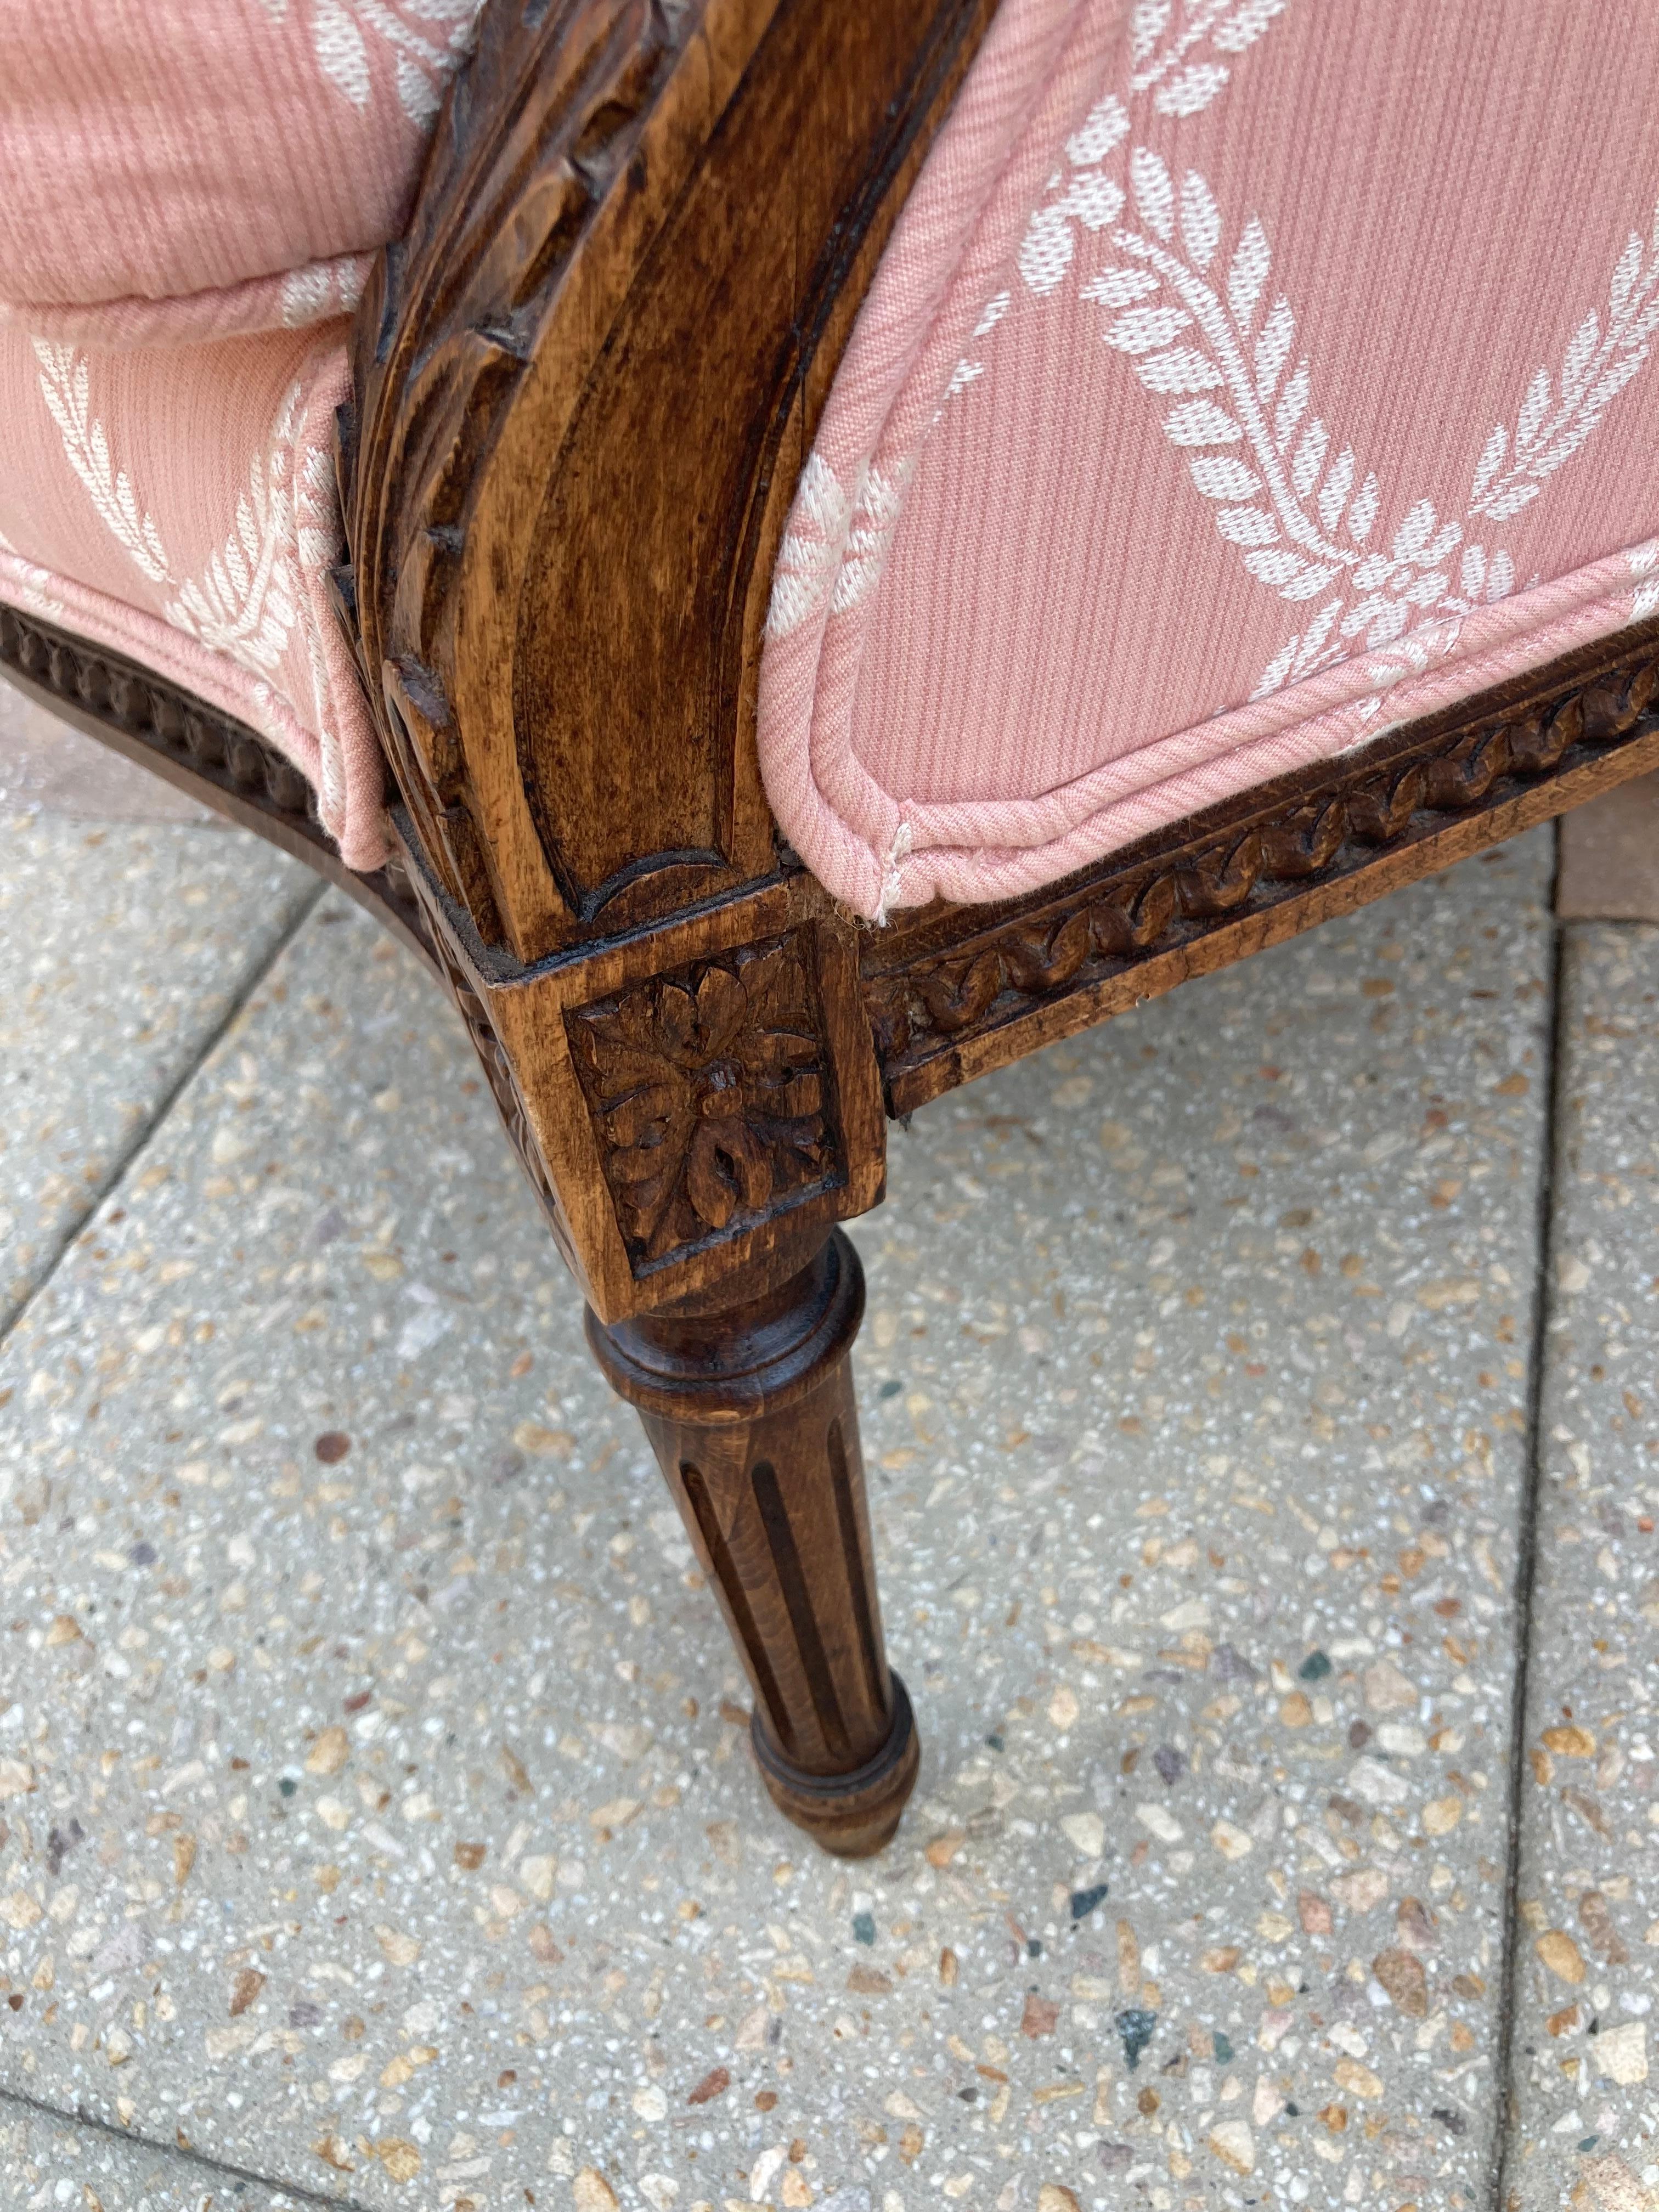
[0,836,1559,2208]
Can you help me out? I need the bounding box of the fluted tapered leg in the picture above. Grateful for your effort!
[587,1229,917,1857]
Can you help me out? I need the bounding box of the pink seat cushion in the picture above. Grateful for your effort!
[0,0,483,346]
[0,323,386,871]
[758,0,1659,919]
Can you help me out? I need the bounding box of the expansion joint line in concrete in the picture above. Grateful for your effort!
[0,882,325,1350]
[1488,877,1567,2212]
[0,2079,372,2210]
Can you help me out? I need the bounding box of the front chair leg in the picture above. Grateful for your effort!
[588,1229,918,1857]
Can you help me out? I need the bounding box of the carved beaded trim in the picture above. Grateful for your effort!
[864,629,1659,1075]
[567,933,844,1274]
[0,601,317,821]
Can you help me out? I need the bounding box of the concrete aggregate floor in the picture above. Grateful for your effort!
[2,720,1658,2212]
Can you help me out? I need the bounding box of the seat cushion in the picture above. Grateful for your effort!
[758,0,1659,919]
[0,323,386,870]
[0,0,483,346]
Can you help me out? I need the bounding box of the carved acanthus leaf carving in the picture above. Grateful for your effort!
[338,0,701,949]
[569,935,842,1270]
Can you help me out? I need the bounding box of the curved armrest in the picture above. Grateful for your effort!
[335,0,989,1320]
[340,0,992,968]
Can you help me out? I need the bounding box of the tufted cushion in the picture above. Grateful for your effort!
[0,0,483,347]
[0,324,386,869]
[758,0,1659,919]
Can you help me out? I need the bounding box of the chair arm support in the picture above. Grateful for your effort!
[336,0,990,1318]
[340,0,992,967]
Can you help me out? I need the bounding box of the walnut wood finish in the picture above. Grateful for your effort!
[589,1228,916,1857]
[335,0,991,1328]
[867,614,1659,1114]
[14,0,1659,1856]
[340,0,995,968]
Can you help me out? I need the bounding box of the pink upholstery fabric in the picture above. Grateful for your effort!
[0,0,483,346]
[0,324,387,870]
[0,0,483,868]
[759,0,1659,920]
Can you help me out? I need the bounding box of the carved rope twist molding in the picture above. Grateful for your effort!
[567,933,843,1273]
[866,632,1659,1064]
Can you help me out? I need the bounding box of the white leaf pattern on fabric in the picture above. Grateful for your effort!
[1314,448,1353,531]
[1137,346,1224,393]
[313,0,370,106]
[765,0,1658,726]
[254,0,481,126]
[954,1,1297,391]
[1066,94,1130,168]
[947,290,1012,395]
[1089,184,1458,680]
[1179,171,1222,270]
[1164,397,1241,444]
[1105,304,1191,353]
[1155,64,1231,116]
[1630,539,1659,625]
[766,450,920,647]
[765,455,855,642]
[1129,148,1176,240]
[832,460,917,618]
[165,386,303,679]
[1469,215,1659,521]
[1214,0,1289,51]
[1063,148,1659,697]
[1129,0,1286,113]
[1019,173,1126,297]
[1129,1,1173,66]
[281,255,373,328]
[949,0,1656,706]
[32,342,171,582]
[1227,216,1271,327]
[1082,269,1160,307]
[36,342,310,694]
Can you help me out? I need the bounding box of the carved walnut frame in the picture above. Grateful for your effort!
[7,0,1659,1854]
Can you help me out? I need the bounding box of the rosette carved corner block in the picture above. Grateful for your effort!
[567,933,843,1276]
[411,878,885,1325]
[590,1228,918,1857]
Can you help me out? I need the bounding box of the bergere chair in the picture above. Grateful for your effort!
[3,0,1657,1859]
